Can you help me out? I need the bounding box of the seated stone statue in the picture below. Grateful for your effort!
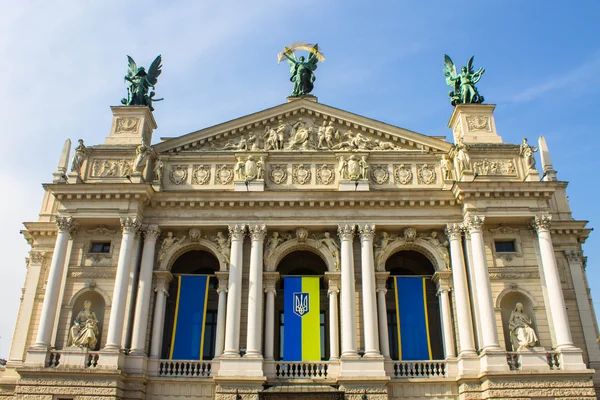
[68,300,99,350]
[509,302,538,351]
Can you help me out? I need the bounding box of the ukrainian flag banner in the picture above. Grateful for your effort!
[283,276,321,361]
[393,276,432,360]
[169,275,210,360]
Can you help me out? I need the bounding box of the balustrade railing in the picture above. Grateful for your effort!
[547,352,560,370]
[392,361,446,378]
[46,351,61,367]
[86,352,100,368]
[274,362,329,379]
[506,352,520,371]
[158,360,212,377]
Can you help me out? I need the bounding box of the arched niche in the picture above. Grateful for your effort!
[265,238,336,273]
[158,238,227,272]
[66,290,106,351]
[377,238,448,273]
[497,288,539,351]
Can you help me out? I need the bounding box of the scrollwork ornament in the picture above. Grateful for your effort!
[358,224,376,241]
[394,164,413,185]
[417,163,437,185]
[248,224,267,241]
[445,223,463,241]
[169,165,189,185]
[215,165,234,185]
[120,217,141,233]
[337,224,355,241]
[466,115,490,131]
[269,165,288,185]
[370,165,389,184]
[292,164,311,185]
[531,215,552,232]
[316,164,335,185]
[228,224,246,241]
[191,165,211,185]
[465,215,485,233]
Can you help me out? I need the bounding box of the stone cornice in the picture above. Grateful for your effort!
[452,181,558,204]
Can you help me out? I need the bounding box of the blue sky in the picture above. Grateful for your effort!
[1,1,599,358]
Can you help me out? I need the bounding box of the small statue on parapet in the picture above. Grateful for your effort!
[278,42,325,97]
[121,55,163,111]
[443,55,485,106]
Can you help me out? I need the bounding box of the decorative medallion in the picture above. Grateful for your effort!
[189,228,201,242]
[115,117,139,133]
[316,164,335,185]
[215,165,234,185]
[404,227,417,242]
[370,165,389,185]
[292,164,311,185]
[169,165,189,185]
[296,227,308,242]
[466,115,490,131]
[417,164,436,185]
[269,165,288,185]
[192,165,211,185]
[394,164,413,185]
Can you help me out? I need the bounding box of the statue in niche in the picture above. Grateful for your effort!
[70,139,88,175]
[519,138,538,172]
[440,154,454,180]
[278,42,324,97]
[509,302,538,350]
[133,140,152,173]
[450,137,472,174]
[68,300,99,350]
[443,55,485,106]
[121,55,163,111]
[317,232,340,271]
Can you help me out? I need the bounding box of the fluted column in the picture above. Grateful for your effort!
[246,224,267,358]
[464,216,501,351]
[130,225,161,356]
[338,224,358,358]
[532,216,575,349]
[104,217,141,351]
[149,272,172,358]
[33,217,77,349]
[445,223,476,355]
[358,224,381,357]
[325,273,341,360]
[375,272,390,360]
[214,272,229,358]
[223,224,246,357]
[263,272,279,361]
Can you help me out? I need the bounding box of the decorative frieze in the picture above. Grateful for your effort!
[488,268,538,280]
[90,159,134,178]
[115,117,140,133]
[472,158,516,176]
[466,115,490,131]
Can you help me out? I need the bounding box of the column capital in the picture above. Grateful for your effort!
[531,215,552,233]
[564,249,584,264]
[263,272,280,293]
[432,270,453,290]
[228,224,246,240]
[375,272,390,291]
[215,271,229,293]
[337,224,355,241]
[248,224,267,241]
[120,217,142,234]
[143,224,161,240]
[358,224,376,241]
[153,271,173,295]
[29,250,46,265]
[56,217,78,235]
[325,272,341,293]
[445,223,463,240]
[464,215,485,233]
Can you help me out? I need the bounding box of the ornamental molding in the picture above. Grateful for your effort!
[488,267,538,280]
[69,267,116,280]
[85,225,117,237]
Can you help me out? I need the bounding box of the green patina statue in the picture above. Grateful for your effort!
[278,42,325,97]
[443,55,485,106]
[121,55,163,111]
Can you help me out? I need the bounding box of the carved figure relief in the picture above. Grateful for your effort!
[215,165,234,185]
[68,301,99,350]
[192,165,211,185]
[339,155,367,180]
[519,138,538,172]
[466,115,490,131]
[472,159,517,176]
[509,302,538,351]
[450,138,472,174]
[287,118,314,150]
[115,117,140,133]
[133,141,153,173]
[417,164,437,185]
[153,159,164,183]
[403,227,417,242]
[90,159,134,178]
[370,165,389,184]
[158,232,185,264]
[189,228,201,242]
[169,165,189,185]
[440,155,454,180]
[394,164,413,185]
[70,139,88,175]
[233,156,263,181]
[209,231,231,266]
[316,164,335,185]
[264,232,285,262]
[292,164,311,185]
[375,232,398,271]
[317,232,340,271]
[269,165,288,185]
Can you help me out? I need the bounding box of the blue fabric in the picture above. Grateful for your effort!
[170,275,209,360]
[395,277,431,360]
[283,277,303,361]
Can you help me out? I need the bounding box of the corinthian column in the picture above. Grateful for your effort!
[33,217,77,349]
[222,224,246,357]
[532,216,575,349]
[338,224,358,358]
[130,225,161,356]
[464,216,501,351]
[263,272,279,361]
[149,272,173,358]
[245,224,267,358]
[358,224,381,357]
[375,272,390,359]
[325,272,341,360]
[445,223,476,355]
[104,217,141,351]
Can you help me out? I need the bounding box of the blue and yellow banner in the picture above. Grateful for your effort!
[283,276,321,361]
[169,275,210,360]
[394,276,432,360]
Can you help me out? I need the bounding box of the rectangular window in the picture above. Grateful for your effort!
[202,310,218,360]
[387,310,399,360]
[495,240,516,253]
[90,242,111,253]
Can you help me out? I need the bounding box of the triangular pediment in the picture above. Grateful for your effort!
[153,99,452,154]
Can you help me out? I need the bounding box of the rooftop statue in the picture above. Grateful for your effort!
[278,42,325,97]
[443,55,485,106]
[121,55,163,111]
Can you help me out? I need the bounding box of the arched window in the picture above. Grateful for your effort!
[161,250,220,359]
[385,250,443,360]
[275,250,329,361]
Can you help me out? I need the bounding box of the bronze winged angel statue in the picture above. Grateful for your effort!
[443,55,485,106]
[121,55,163,111]
[278,42,325,97]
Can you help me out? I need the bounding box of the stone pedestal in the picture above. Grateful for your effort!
[23,348,49,368]
[216,358,266,378]
[558,348,587,370]
[525,169,540,182]
[234,180,264,191]
[104,106,157,146]
[340,357,386,378]
[96,349,125,369]
[129,172,144,183]
[479,349,510,372]
[448,104,502,144]
[518,347,550,371]
[56,347,89,368]
[124,354,148,375]
[457,353,479,376]
[67,171,82,184]
[339,179,369,191]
